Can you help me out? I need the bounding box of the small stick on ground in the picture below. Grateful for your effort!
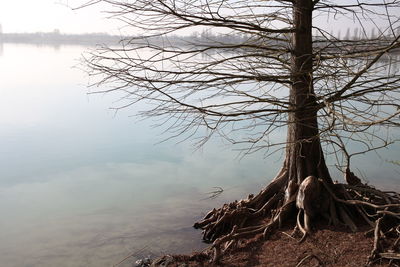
[296,254,324,267]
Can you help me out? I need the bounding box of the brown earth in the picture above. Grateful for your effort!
[154,223,398,267]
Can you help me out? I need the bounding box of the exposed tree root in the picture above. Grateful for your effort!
[194,168,400,264]
[296,254,324,267]
[296,210,308,243]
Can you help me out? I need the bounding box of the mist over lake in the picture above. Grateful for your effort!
[0,43,399,267]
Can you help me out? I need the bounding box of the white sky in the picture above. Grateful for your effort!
[0,0,121,34]
[0,1,395,36]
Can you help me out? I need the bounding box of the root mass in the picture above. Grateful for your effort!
[194,167,400,264]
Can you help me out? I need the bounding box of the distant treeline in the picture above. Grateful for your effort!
[0,30,246,46]
[0,31,122,46]
[0,30,398,54]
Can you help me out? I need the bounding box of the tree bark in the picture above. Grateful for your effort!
[195,0,338,252]
[286,0,331,185]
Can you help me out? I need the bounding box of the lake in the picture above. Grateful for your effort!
[0,43,399,267]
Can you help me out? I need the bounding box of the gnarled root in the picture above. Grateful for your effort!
[194,168,288,243]
[295,176,323,242]
[296,209,308,243]
[194,169,400,264]
[322,179,400,265]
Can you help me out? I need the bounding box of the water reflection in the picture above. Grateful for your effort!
[0,151,270,267]
[0,44,399,267]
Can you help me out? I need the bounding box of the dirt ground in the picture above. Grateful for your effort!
[153,223,398,267]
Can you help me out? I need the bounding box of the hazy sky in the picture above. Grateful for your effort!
[0,1,395,36]
[0,0,120,34]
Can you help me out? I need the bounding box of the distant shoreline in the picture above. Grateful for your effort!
[0,32,123,46]
[0,32,399,55]
[0,32,246,47]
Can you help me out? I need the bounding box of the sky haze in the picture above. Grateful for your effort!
[0,0,120,34]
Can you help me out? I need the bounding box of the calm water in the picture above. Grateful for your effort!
[0,44,399,267]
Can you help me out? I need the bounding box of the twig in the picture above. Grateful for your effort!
[379,252,400,260]
[113,246,148,267]
[201,187,224,200]
[296,254,324,267]
[279,230,296,240]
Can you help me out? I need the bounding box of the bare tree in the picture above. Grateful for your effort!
[82,0,400,264]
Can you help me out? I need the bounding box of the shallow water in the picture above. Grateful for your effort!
[0,44,398,267]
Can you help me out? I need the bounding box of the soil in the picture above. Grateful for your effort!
[154,223,397,267]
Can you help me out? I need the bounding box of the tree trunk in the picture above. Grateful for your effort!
[286,0,331,185]
[193,2,400,263]
[195,0,336,251]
